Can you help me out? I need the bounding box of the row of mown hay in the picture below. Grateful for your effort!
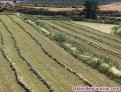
[6,16,55,92]
[0,31,31,92]
[1,17,55,92]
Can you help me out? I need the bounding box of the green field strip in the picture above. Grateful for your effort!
[0,17,49,92]
[6,15,88,92]
[0,33,25,92]
[57,21,121,50]
[9,15,121,88]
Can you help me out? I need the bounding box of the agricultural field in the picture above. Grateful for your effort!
[71,21,117,34]
[0,14,121,92]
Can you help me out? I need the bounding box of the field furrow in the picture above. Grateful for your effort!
[9,15,121,88]
[2,15,88,92]
[0,17,49,92]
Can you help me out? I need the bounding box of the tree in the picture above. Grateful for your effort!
[13,0,17,3]
[83,1,100,19]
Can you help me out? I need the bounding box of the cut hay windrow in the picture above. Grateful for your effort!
[0,30,25,92]
[0,31,31,92]
[0,19,54,92]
